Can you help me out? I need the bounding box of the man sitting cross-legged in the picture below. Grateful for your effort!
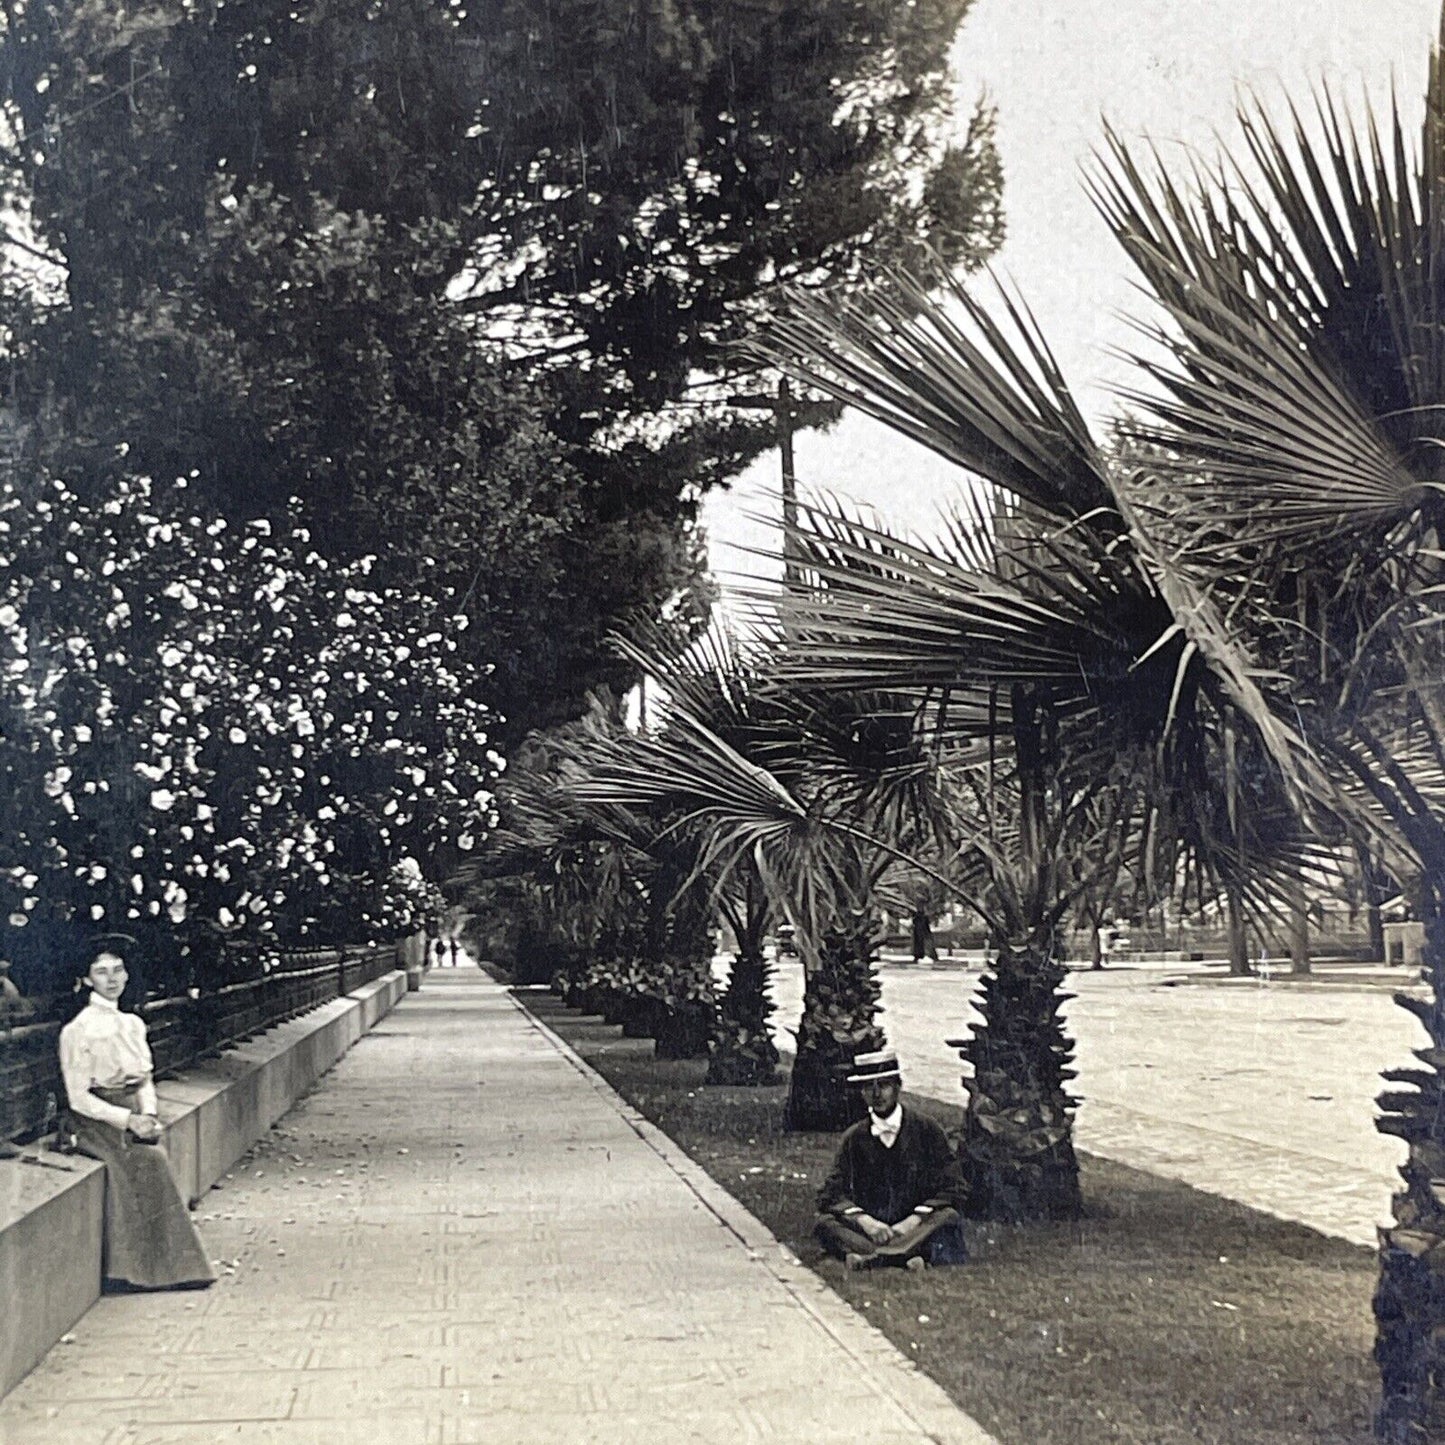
[815,1048,968,1272]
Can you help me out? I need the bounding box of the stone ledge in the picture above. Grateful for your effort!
[0,968,408,1398]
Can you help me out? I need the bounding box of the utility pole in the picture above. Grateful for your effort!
[728,377,799,587]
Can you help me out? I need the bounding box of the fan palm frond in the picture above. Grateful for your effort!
[1093,110,1435,546]
[747,266,1118,527]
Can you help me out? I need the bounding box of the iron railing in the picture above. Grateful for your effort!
[0,942,399,1144]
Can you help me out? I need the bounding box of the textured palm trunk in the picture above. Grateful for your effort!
[1226,885,1252,976]
[1374,898,1445,1442]
[635,877,716,1061]
[1288,887,1311,976]
[706,946,780,1086]
[950,934,1082,1221]
[783,921,884,1132]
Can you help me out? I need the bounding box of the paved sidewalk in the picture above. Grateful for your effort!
[1,972,994,1444]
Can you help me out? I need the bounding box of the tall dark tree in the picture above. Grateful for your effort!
[0,0,1004,738]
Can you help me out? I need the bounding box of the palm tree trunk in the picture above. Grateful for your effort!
[651,891,716,1061]
[1357,841,1387,963]
[1288,887,1310,976]
[1226,886,1252,976]
[1374,891,1445,1442]
[783,921,884,1131]
[706,946,780,1085]
[950,934,1082,1221]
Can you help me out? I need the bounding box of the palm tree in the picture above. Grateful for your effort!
[569,621,974,1130]
[463,700,720,1051]
[1080,29,1445,1433]
[747,272,1324,1219]
[608,623,782,1085]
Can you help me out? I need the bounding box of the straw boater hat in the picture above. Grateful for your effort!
[845,1048,902,1085]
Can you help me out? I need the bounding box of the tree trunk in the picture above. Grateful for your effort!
[1081,901,1104,970]
[1289,889,1311,976]
[1369,901,1387,967]
[1363,845,1388,964]
[1374,897,1445,1441]
[1226,887,1252,976]
[706,947,780,1086]
[951,937,1083,1221]
[654,1000,713,1059]
[784,922,883,1132]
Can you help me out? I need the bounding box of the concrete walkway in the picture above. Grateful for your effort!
[0,972,994,1444]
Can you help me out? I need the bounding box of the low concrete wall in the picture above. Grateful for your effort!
[0,969,407,1396]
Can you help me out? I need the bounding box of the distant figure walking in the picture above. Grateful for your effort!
[58,945,214,1291]
[1095,921,1123,971]
[910,909,939,964]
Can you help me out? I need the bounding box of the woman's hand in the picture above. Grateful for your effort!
[127,1112,162,1143]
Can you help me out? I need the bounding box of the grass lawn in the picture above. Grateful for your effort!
[524,988,1378,1445]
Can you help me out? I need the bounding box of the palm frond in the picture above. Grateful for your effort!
[1093,111,1433,546]
[745,265,1118,526]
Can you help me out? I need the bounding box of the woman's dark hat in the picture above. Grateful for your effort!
[845,1048,902,1085]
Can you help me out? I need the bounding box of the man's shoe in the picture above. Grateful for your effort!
[905,1255,928,1273]
[844,1252,872,1271]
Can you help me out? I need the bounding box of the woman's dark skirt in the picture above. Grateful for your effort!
[73,1087,215,1290]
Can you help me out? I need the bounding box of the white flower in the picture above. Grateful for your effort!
[90,904,105,921]
[228,727,247,744]
[0,604,16,628]
[160,646,184,668]
[74,724,92,743]
[7,913,25,928]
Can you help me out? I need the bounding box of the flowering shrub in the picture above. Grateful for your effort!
[0,469,499,994]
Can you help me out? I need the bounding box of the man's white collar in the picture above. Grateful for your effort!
[869,1103,903,1145]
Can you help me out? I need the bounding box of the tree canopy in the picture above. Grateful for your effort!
[0,0,1005,738]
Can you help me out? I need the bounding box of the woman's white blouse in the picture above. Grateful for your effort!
[58,994,158,1130]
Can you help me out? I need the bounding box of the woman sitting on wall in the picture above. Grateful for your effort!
[58,942,215,1291]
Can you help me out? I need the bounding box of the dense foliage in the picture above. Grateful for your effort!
[0,0,1004,739]
[0,469,496,996]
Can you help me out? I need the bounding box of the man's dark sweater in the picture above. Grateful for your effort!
[817,1107,966,1226]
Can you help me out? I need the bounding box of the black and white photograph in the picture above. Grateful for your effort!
[1,1,1443,1440]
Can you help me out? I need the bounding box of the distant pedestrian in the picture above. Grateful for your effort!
[1095,922,1121,971]
[910,909,939,964]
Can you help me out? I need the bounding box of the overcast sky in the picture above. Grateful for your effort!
[700,0,1442,587]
